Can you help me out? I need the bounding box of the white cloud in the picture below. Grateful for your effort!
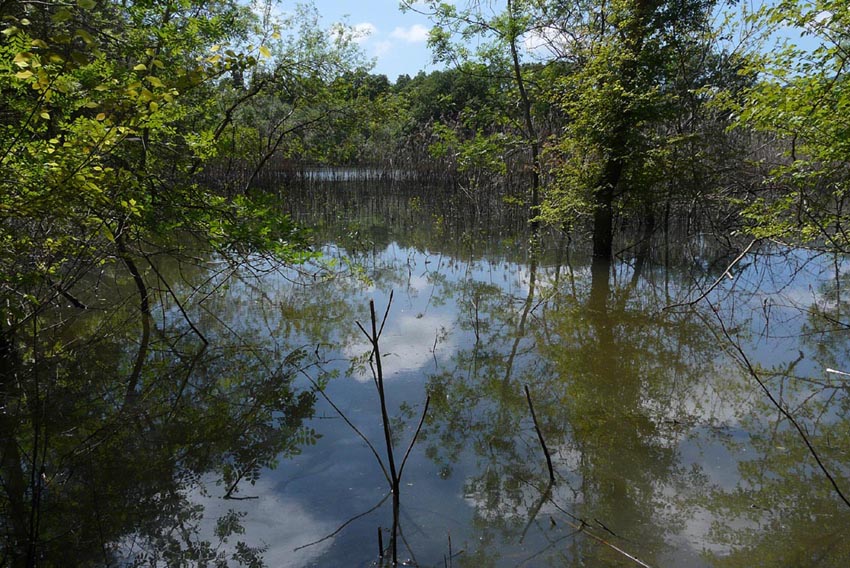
[115,476,334,566]
[813,10,832,25]
[193,477,334,567]
[390,24,430,43]
[523,26,570,59]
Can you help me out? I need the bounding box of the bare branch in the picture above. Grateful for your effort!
[398,395,431,480]
[711,302,850,510]
[664,239,760,311]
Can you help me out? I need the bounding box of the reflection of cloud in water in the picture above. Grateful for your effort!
[346,310,457,382]
[194,477,334,567]
[643,365,756,433]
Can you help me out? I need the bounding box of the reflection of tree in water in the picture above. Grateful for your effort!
[0,257,320,566]
[546,262,715,565]
[697,251,850,566]
[421,253,726,565]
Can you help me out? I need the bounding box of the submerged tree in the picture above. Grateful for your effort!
[543,0,738,263]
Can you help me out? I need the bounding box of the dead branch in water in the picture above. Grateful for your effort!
[525,384,555,484]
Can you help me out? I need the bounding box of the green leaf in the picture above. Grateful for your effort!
[52,9,73,23]
[13,52,31,68]
[75,29,94,45]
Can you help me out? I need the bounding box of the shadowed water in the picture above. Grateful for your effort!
[2,178,849,566]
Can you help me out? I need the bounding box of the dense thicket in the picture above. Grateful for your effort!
[0,1,356,563]
[362,0,850,259]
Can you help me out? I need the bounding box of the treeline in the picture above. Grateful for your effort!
[286,0,849,265]
[1,0,847,364]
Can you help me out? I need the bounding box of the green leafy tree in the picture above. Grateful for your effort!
[0,0,311,339]
[0,1,366,564]
[543,0,735,262]
[401,0,555,226]
[730,0,850,251]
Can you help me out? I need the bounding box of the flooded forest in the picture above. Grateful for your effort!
[2,0,850,566]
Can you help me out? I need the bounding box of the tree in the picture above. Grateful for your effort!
[730,0,850,252]
[543,0,733,264]
[0,1,364,563]
[211,3,376,182]
[401,0,553,231]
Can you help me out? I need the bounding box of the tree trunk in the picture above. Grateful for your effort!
[507,0,541,236]
[592,151,623,262]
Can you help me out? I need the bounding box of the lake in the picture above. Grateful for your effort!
[4,177,849,566]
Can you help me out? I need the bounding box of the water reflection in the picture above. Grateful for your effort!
[270,181,850,566]
[0,256,317,566]
[5,179,850,566]
[413,249,735,565]
[694,250,850,567]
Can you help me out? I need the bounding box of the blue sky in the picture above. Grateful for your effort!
[282,1,826,82]
[311,0,440,80]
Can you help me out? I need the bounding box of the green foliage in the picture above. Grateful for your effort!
[212,3,376,167]
[0,4,358,561]
[0,1,372,335]
[543,0,727,230]
[730,0,850,250]
[429,123,518,175]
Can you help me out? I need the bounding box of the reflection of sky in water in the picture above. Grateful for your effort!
[203,236,850,566]
[192,477,334,567]
[344,310,456,381]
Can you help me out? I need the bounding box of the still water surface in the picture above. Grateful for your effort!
[192,180,850,566]
[7,179,848,566]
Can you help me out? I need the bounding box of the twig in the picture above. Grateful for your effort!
[663,239,759,311]
[545,501,652,567]
[398,396,431,480]
[712,304,850,509]
[571,522,651,567]
[358,294,401,565]
[294,493,390,552]
[297,369,390,484]
[145,254,208,345]
[520,482,554,543]
[525,384,555,484]
[378,290,394,339]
